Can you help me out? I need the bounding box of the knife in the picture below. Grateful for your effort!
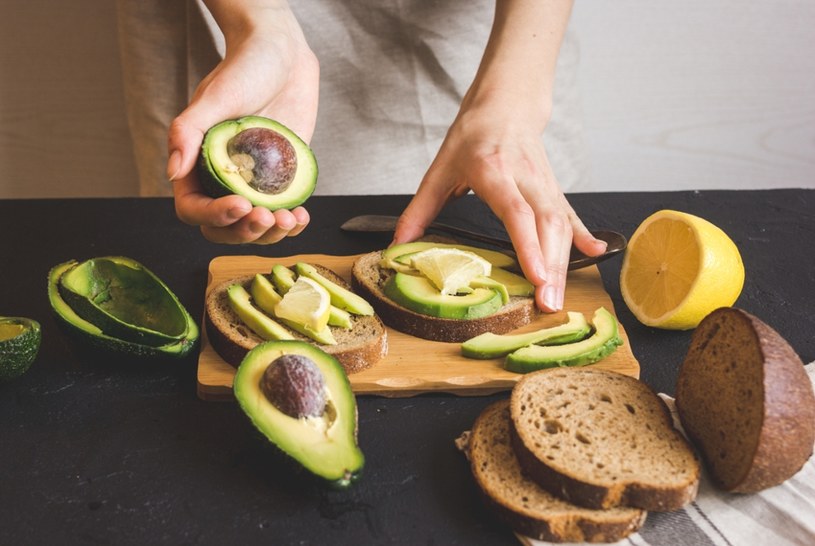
[340,214,627,271]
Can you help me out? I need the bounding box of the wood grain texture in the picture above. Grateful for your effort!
[196,254,640,401]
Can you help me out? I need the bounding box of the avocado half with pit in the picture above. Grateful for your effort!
[48,259,199,359]
[234,340,364,488]
[0,316,41,381]
[198,116,317,210]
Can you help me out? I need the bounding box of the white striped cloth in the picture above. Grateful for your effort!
[519,363,815,546]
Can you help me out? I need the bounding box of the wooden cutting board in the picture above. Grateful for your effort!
[197,254,640,401]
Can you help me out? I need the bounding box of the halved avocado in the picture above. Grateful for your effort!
[197,116,317,210]
[58,257,193,347]
[384,272,503,320]
[48,261,198,359]
[504,307,623,373]
[233,340,364,488]
[0,317,41,381]
[461,311,591,359]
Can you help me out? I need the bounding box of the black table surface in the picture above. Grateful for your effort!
[1,189,813,545]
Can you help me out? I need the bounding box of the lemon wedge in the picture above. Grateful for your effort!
[274,276,332,332]
[620,209,744,330]
[410,247,492,295]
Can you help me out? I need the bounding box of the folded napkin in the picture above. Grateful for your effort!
[517,363,815,546]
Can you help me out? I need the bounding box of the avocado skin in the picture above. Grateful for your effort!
[197,116,317,211]
[0,317,41,381]
[504,308,623,373]
[234,340,364,488]
[48,261,199,360]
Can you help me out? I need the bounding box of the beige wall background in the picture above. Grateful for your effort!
[1,1,813,199]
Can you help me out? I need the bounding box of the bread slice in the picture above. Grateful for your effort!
[466,400,646,542]
[205,264,387,375]
[510,368,700,511]
[675,307,815,493]
[351,249,539,342]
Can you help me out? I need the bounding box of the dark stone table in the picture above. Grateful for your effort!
[1,189,812,544]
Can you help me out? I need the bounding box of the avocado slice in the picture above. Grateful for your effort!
[461,311,591,359]
[48,261,198,359]
[227,284,296,342]
[233,340,364,488]
[383,242,517,272]
[504,307,623,373]
[384,272,503,320]
[57,257,193,347]
[294,263,374,316]
[248,275,337,345]
[488,267,534,297]
[0,317,41,381]
[469,276,510,305]
[197,116,317,211]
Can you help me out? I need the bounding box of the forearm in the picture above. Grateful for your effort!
[464,0,575,130]
[201,0,304,46]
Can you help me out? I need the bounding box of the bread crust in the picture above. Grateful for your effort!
[351,250,539,343]
[468,401,646,543]
[205,265,387,375]
[510,368,700,512]
[676,307,815,493]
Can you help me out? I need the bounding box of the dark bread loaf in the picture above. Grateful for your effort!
[675,307,815,493]
[510,367,700,511]
[205,265,387,375]
[466,400,647,543]
[351,249,539,343]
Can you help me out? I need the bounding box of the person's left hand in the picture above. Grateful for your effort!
[393,101,607,313]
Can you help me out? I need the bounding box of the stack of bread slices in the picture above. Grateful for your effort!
[462,367,701,543]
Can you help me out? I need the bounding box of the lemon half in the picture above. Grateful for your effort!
[620,209,744,330]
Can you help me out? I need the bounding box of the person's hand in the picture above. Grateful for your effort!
[167,3,319,244]
[393,100,607,313]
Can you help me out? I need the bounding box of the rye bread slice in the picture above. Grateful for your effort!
[675,307,815,493]
[351,250,539,343]
[466,400,646,543]
[510,368,700,511]
[205,264,387,375]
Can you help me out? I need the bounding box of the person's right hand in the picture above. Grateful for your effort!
[167,3,319,244]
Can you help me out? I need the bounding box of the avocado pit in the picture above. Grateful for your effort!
[261,353,327,418]
[227,127,297,194]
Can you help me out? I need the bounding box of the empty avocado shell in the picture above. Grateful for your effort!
[48,258,199,359]
[0,316,41,381]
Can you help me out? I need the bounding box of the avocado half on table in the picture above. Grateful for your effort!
[197,116,318,210]
[0,316,41,381]
[48,257,199,359]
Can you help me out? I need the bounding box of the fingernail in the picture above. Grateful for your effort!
[543,285,559,311]
[556,287,565,311]
[167,150,182,181]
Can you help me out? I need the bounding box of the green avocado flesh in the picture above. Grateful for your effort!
[48,260,198,359]
[198,116,317,211]
[233,340,364,488]
[384,272,503,320]
[461,311,591,359]
[504,307,623,373]
[294,263,374,316]
[0,317,41,381]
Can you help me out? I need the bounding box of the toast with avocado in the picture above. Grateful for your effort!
[351,240,539,342]
[206,263,387,374]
